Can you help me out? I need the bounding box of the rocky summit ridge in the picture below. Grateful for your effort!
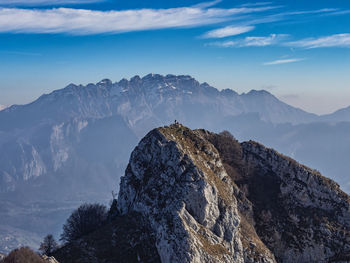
[55,124,350,263]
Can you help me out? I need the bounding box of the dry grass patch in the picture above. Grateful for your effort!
[238,212,273,260]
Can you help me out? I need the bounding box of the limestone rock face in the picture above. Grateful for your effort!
[117,125,275,263]
[55,124,350,263]
[117,124,350,263]
[42,255,60,263]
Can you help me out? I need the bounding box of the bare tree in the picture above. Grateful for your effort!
[39,234,59,256]
[3,247,45,263]
[60,203,107,243]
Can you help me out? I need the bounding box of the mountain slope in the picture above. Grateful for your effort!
[0,114,138,254]
[0,74,317,193]
[321,106,350,122]
[0,74,315,131]
[0,74,348,253]
[55,124,350,263]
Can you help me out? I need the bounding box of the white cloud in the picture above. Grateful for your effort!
[284,8,338,16]
[327,10,350,16]
[263,58,304,65]
[0,5,276,34]
[207,40,232,47]
[202,25,254,38]
[208,34,287,47]
[0,0,102,5]
[245,34,288,46]
[287,33,350,48]
[207,40,237,47]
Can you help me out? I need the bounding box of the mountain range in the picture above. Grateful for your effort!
[0,73,349,253]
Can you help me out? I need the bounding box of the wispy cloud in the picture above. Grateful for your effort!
[263,58,304,65]
[193,0,222,9]
[0,5,277,34]
[0,0,102,5]
[284,8,338,16]
[326,10,350,16]
[202,25,254,38]
[208,34,288,47]
[209,32,350,49]
[244,34,288,46]
[240,8,339,28]
[287,33,350,48]
[202,6,338,43]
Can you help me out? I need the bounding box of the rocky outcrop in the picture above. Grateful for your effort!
[42,255,60,263]
[55,124,350,263]
[117,125,275,262]
[239,141,350,262]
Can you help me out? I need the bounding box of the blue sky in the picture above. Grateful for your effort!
[0,0,349,114]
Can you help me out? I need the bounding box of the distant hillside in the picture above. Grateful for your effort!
[321,105,350,122]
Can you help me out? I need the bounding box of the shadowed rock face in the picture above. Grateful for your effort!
[55,124,350,263]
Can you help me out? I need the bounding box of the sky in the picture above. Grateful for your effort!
[0,0,349,114]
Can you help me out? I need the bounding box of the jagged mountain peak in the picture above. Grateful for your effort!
[66,83,79,89]
[0,74,317,127]
[55,124,350,263]
[220,88,239,96]
[142,73,163,80]
[114,124,350,262]
[124,73,200,86]
[115,73,197,83]
[97,78,113,86]
[242,89,281,102]
[245,89,273,96]
[242,89,278,100]
[0,73,319,138]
